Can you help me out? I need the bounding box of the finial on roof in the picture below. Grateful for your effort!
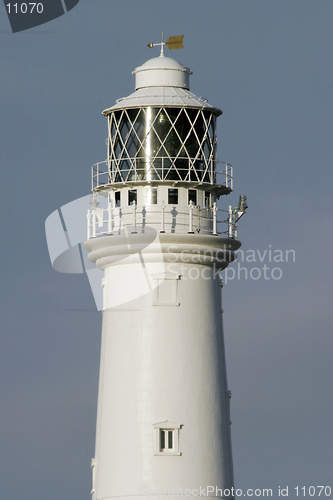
[147,32,184,57]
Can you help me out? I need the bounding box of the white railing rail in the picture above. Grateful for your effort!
[87,202,238,240]
[91,158,233,191]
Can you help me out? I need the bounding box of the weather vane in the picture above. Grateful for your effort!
[147,31,184,56]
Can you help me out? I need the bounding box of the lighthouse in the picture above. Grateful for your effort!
[83,37,246,500]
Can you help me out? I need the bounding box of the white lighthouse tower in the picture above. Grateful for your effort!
[84,37,246,500]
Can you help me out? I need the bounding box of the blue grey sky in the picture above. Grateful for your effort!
[1,1,332,499]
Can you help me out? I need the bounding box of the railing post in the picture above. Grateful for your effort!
[87,209,91,240]
[225,162,228,189]
[211,157,213,184]
[228,205,233,238]
[132,200,137,233]
[160,201,165,233]
[92,211,96,238]
[234,210,238,239]
[197,205,201,233]
[213,202,218,235]
[97,163,99,189]
[107,200,113,235]
[109,159,113,184]
[231,165,233,191]
[188,201,194,233]
[119,208,122,232]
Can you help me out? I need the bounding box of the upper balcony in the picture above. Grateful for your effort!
[86,201,240,241]
[92,158,233,196]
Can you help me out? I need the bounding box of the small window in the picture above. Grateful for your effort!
[115,191,121,207]
[147,187,158,205]
[128,189,137,206]
[153,420,181,456]
[168,188,178,205]
[152,272,180,306]
[204,191,211,208]
[160,429,174,451]
[188,189,197,205]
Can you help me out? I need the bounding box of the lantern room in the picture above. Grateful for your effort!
[94,53,232,198]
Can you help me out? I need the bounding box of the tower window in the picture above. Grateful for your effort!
[153,420,181,456]
[152,272,181,306]
[128,189,137,206]
[160,429,174,451]
[115,191,121,207]
[168,188,178,205]
[188,189,197,205]
[205,191,211,208]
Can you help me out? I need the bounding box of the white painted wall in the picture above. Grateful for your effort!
[85,234,237,500]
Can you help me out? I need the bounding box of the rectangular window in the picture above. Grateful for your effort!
[168,430,173,449]
[153,420,181,456]
[160,429,165,450]
[188,189,197,205]
[204,191,211,208]
[115,191,121,207]
[168,188,178,205]
[160,429,174,451]
[152,273,180,307]
[147,187,158,205]
[128,189,137,206]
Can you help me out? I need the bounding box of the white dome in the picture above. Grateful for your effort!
[139,56,184,69]
[133,54,192,90]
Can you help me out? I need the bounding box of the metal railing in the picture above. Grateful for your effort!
[91,158,233,191]
[87,202,238,240]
